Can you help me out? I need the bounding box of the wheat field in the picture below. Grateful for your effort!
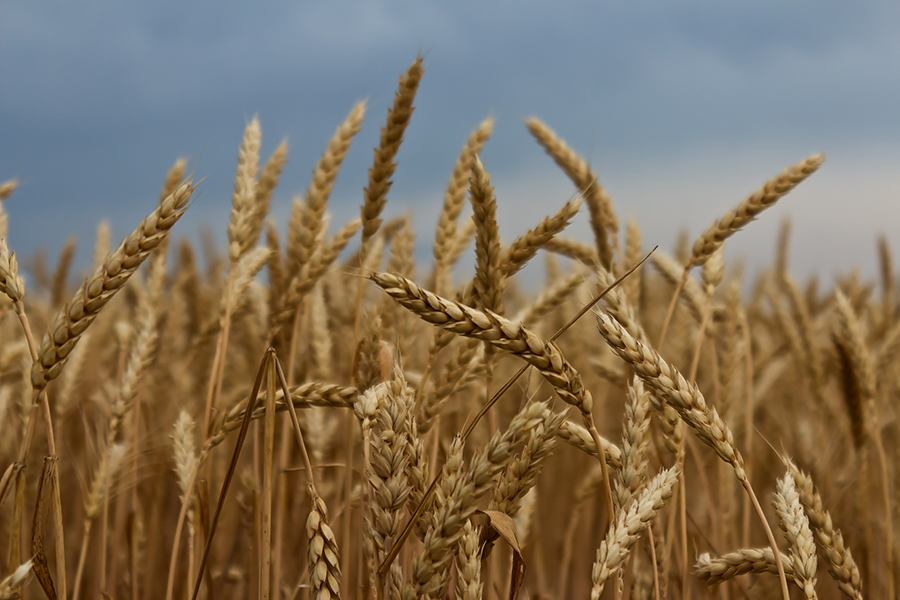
[0,55,895,600]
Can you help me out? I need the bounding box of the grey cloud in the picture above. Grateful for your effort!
[0,1,898,278]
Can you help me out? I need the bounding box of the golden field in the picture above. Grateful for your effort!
[0,56,894,600]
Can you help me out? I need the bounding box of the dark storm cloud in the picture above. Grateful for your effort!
[1,2,898,279]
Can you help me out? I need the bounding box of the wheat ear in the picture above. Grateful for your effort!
[696,547,796,584]
[595,309,792,600]
[501,196,582,278]
[370,272,592,415]
[786,460,863,600]
[774,471,818,599]
[0,179,16,240]
[0,561,32,600]
[307,491,342,600]
[526,117,617,268]
[32,181,194,392]
[226,117,263,262]
[288,100,366,278]
[455,521,483,600]
[433,117,494,284]
[590,466,679,600]
[688,153,824,268]
[361,56,424,246]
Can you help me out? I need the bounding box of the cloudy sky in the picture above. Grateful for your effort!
[2,2,899,285]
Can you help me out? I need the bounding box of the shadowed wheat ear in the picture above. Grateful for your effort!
[32,181,194,393]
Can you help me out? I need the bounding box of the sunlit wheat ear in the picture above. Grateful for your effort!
[32,181,194,392]
[493,408,566,517]
[774,471,818,599]
[786,460,863,600]
[590,466,679,600]
[696,548,796,584]
[595,310,743,478]
[526,117,618,268]
[412,403,547,597]
[614,377,651,511]
[171,410,197,500]
[158,157,188,206]
[688,153,824,269]
[365,375,415,567]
